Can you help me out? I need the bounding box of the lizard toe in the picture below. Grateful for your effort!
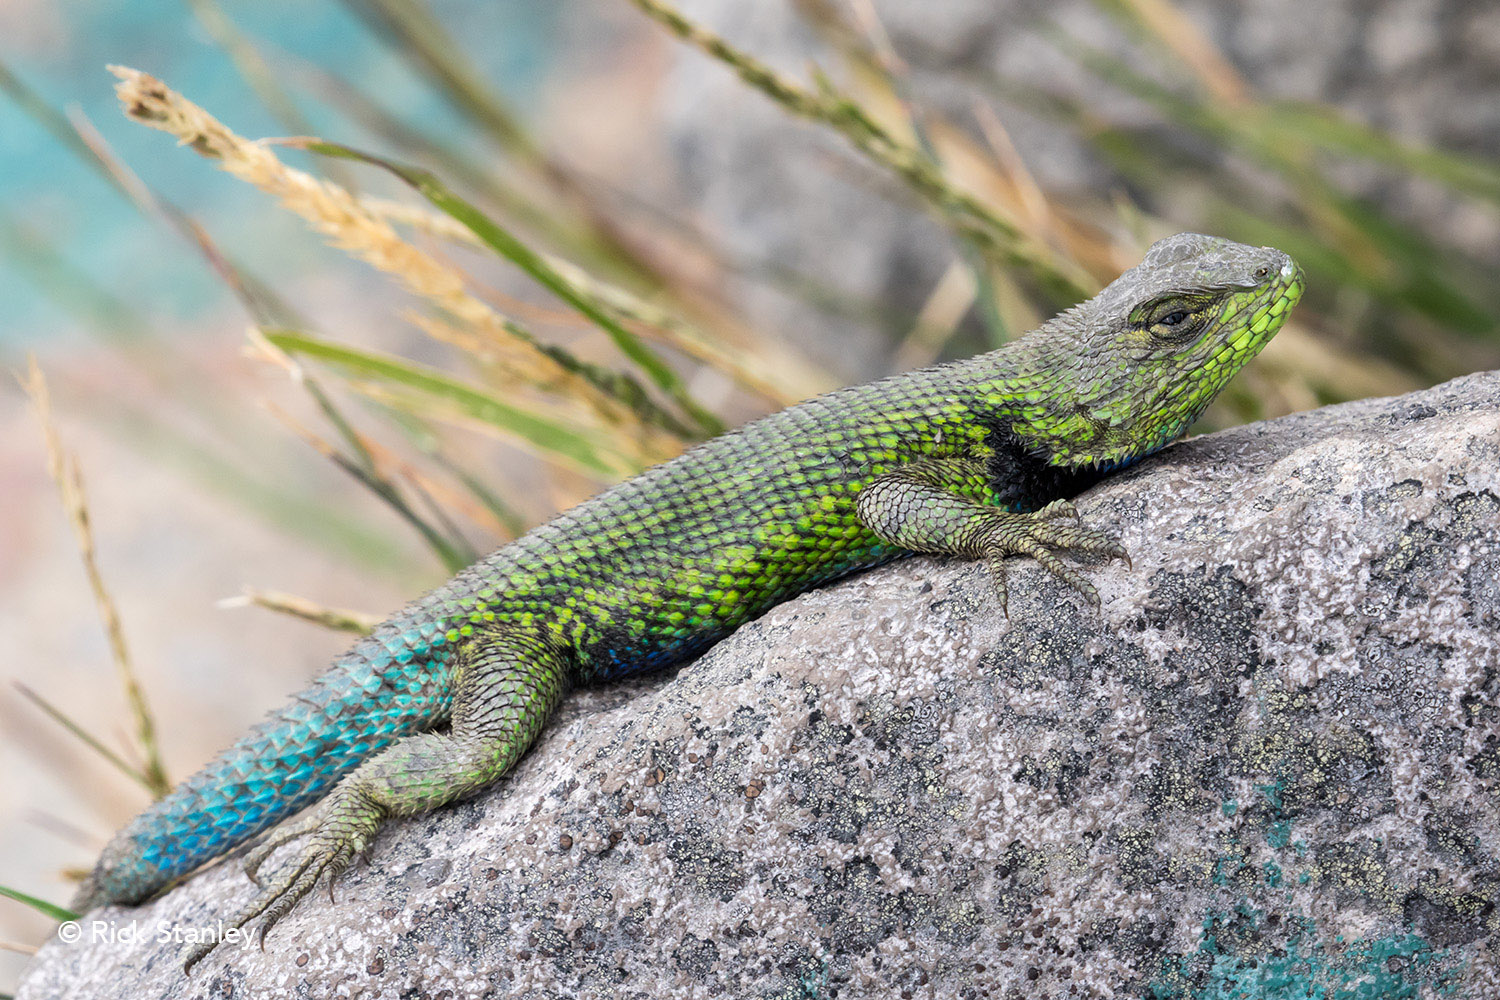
[1034,498,1080,522]
[183,793,379,971]
[1014,537,1101,608]
[982,551,1011,618]
[1028,520,1122,557]
[243,814,321,885]
[255,854,331,947]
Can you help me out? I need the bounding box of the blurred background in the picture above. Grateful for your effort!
[2,0,1498,988]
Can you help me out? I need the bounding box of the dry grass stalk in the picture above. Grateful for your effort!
[360,194,483,248]
[355,431,518,539]
[398,312,677,468]
[538,257,799,405]
[361,194,801,405]
[109,65,643,431]
[218,588,380,635]
[894,260,979,371]
[1109,0,1250,106]
[19,356,171,799]
[627,0,1093,300]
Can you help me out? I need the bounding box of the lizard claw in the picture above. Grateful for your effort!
[981,508,1126,611]
[254,835,358,940]
[243,814,321,886]
[182,789,378,973]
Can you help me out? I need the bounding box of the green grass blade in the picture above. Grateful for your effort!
[1055,38,1500,337]
[263,329,625,476]
[293,139,724,436]
[13,683,159,797]
[1268,102,1500,207]
[300,63,617,270]
[0,885,76,924]
[336,0,686,297]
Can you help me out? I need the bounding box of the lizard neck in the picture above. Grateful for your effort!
[941,332,1101,470]
[956,319,1185,475]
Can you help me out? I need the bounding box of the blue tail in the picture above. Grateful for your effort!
[73,625,454,909]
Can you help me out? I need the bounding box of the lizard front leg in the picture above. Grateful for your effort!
[854,458,1126,610]
[183,627,570,971]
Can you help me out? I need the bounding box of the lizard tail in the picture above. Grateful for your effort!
[71,635,454,911]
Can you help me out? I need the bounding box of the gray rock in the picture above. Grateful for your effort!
[20,371,1500,998]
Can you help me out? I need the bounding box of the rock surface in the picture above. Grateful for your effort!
[20,371,1500,998]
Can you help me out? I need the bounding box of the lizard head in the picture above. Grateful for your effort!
[1007,232,1304,471]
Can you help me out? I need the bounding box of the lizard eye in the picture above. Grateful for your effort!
[1145,303,1205,342]
[1138,297,1209,340]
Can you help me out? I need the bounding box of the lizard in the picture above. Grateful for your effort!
[68,232,1303,970]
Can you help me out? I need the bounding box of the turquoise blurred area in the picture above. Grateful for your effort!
[0,0,562,349]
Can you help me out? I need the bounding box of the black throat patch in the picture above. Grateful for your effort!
[984,422,1106,512]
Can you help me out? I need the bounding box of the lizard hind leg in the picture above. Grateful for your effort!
[184,627,571,972]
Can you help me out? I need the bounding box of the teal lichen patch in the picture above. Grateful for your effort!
[1205,841,1259,894]
[1150,908,1460,999]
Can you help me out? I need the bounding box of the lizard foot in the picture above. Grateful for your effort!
[180,642,568,974]
[182,786,381,972]
[983,509,1128,612]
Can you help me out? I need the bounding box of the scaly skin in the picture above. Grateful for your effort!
[69,234,1303,970]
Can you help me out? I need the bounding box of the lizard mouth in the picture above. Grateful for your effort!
[1206,264,1305,368]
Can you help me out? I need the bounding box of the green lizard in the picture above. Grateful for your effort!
[69,232,1303,970]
